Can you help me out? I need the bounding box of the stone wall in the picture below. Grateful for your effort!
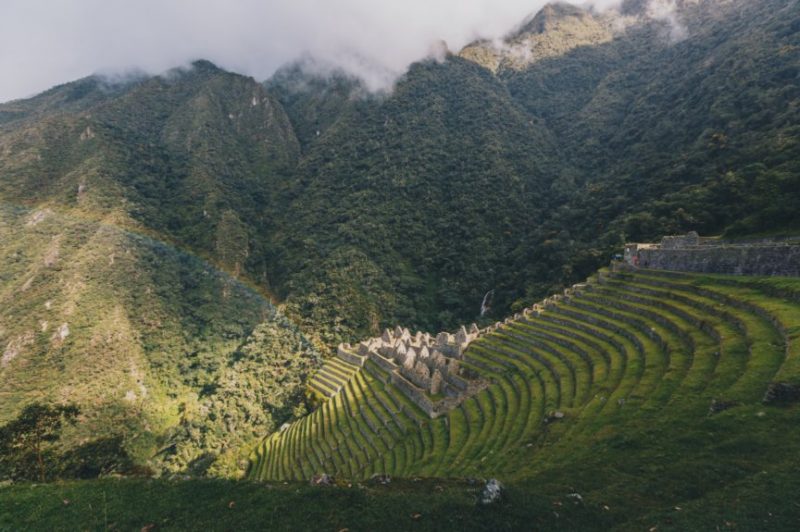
[390,372,437,418]
[636,244,800,276]
[660,231,700,249]
[333,324,483,419]
[623,233,800,277]
[336,345,366,367]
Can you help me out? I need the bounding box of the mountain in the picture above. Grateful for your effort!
[0,62,317,476]
[267,55,559,349]
[460,2,617,73]
[266,0,800,341]
[1,0,799,478]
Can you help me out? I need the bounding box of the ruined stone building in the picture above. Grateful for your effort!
[623,231,800,276]
[335,324,483,417]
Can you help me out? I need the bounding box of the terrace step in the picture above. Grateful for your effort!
[248,270,800,482]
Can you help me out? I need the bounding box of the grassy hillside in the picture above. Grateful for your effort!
[249,270,800,522]
[0,202,319,477]
[3,472,799,531]
[3,268,799,530]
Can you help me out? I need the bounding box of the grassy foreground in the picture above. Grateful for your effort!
[4,270,800,530]
[2,460,799,532]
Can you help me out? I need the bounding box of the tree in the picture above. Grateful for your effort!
[0,403,79,482]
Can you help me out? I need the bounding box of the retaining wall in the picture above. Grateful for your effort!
[636,244,800,277]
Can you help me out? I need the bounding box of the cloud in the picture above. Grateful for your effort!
[647,0,689,42]
[0,0,631,102]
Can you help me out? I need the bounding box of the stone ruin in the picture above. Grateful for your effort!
[622,231,800,277]
[336,324,484,418]
[332,279,603,418]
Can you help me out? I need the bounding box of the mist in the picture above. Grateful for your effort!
[0,1,627,103]
[648,0,689,42]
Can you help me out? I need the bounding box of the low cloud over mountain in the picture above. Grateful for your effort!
[0,0,630,101]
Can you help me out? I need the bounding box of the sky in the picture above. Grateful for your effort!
[0,0,624,103]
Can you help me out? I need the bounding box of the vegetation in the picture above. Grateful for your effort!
[161,319,320,477]
[2,435,799,530]
[0,403,79,482]
[263,0,800,346]
[247,270,800,527]
[2,269,800,529]
[3,0,797,358]
[0,204,316,477]
[0,1,799,523]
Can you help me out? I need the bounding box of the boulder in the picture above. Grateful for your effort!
[763,382,800,404]
[709,399,738,414]
[369,474,391,485]
[310,474,333,486]
[478,479,504,505]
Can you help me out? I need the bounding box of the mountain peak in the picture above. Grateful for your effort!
[459,1,611,73]
[190,59,223,73]
[513,2,590,37]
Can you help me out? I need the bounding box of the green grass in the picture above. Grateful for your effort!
[4,418,800,532]
[249,270,800,487]
[6,272,800,529]
[218,270,800,530]
[309,354,362,400]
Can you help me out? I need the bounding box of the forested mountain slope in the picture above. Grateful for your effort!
[267,0,800,347]
[0,64,317,476]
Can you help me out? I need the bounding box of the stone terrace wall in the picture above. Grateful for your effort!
[637,242,800,276]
